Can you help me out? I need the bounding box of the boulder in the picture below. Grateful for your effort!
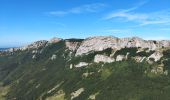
[75,62,88,67]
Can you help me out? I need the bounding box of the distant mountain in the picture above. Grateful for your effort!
[0,36,170,100]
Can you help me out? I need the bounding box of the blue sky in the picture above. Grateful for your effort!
[0,0,170,47]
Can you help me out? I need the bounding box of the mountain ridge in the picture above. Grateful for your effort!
[0,36,170,100]
[2,36,170,54]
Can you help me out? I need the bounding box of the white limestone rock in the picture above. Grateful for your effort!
[75,36,170,56]
[48,37,62,43]
[82,72,94,78]
[50,54,57,60]
[71,88,84,100]
[26,40,48,49]
[32,55,36,59]
[94,54,115,63]
[70,64,73,69]
[76,36,119,56]
[148,51,163,62]
[116,55,126,61]
[2,36,170,58]
[65,41,80,51]
[159,40,170,48]
[5,40,47,52]
[32,50,38,54]
[75,62,88,68]
[89,92,99,100]
[47,82,64,94]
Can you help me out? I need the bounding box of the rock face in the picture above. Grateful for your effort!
[25,40,48,49]
[65,41,80,51]
[76,36,119,56]
[2,40,48,53]
[15,40,48,51]
[148,51,163,62]
[94,54,115,63]
[2,36,170,57]
[75,36,170,56]
[48,37,62,43]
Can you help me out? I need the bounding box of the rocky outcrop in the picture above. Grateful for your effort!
[70,64,73,69]
[71,88,84,100]
[75,62,88,67]
[48,37,62,43]
[2,36,170,58]
[94,54,115,63]
[32,50,38,54]
[75,36,170,56]
[32,55,36,59]
[65,41,80,51]
[25,40,48,49]
[2,40,48,54]
[8,40,48,52]
[50,54,57,60]
[148,51,163,62]
[116,55,126,61]
[75,36,119,56]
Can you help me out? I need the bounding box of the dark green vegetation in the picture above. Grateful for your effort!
[163,49,170,71]
[65,39,84,42]
[114,47,155,58]
[0,42,170,100]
